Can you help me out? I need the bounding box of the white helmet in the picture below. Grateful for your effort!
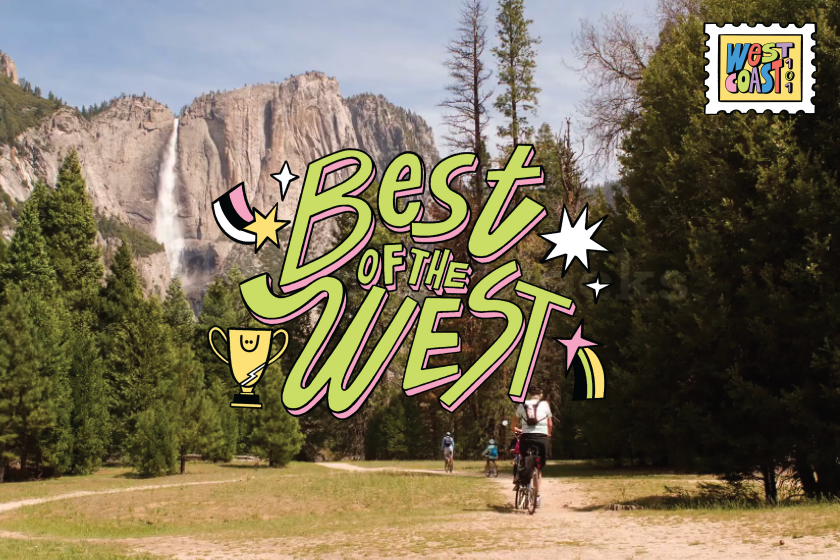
[489,439,496,445]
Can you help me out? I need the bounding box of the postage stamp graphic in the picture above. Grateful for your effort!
[704,23,816,114]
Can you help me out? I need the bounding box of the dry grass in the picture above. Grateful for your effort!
[541,461,840,539]
[0,462,498,542]
[348,459,495,474]
[0,461,243,503]
[0,538,167,560]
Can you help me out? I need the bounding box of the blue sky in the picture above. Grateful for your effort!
[1,0,654,180]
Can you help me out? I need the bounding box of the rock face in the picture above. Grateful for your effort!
[0,95,176,295]
[346,93,439,172]
[0,96,175,219]
[0,70,441,300]
[173,72,440,295]
[0,52,18,85]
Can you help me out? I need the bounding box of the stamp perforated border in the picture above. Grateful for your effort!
[703,23,816,114]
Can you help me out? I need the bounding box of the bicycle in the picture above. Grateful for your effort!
[444,454,454,473]
[503,420,540,514]
[517,445,539,514]
[484,458,498,477]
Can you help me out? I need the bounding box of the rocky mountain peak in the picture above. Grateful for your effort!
[0,51,18,85]
[0,70,440,302]
[345,92,439,171]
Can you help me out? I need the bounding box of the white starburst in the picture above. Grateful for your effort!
[271,162,299,201]
[541,204,609,276]
[584,272,611,303]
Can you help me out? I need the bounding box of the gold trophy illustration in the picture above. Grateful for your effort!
[208,327,289,408]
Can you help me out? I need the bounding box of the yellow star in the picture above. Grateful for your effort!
[243,204,289,253]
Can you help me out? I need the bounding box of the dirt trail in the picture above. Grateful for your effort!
[317,462,482,477]
[312,463,838,560]
[1,465,837,559]
[0,478,245,514]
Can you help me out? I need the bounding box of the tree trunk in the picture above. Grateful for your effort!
[762,465,778,505]
[19,451,27,479]
[473,28,482,188]
[180,454,186,475]
[0,461,5,483]
[795,454,819,497]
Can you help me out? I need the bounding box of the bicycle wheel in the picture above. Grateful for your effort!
[491,462,498,477]
[485,463,491,477]
[514,485,523,509]
[528,484,538,514]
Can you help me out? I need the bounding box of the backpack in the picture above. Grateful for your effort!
[519,454,537,482]
[524,401,544,426]
[443,436,453,448]
[488,445,498,459]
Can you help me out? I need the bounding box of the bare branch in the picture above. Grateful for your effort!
[439,0,494,164]
[568,10,656,170]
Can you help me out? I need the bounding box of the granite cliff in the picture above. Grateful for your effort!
[0,52,18,85]
[0,55,440,300]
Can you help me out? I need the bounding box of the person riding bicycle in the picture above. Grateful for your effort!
[441,432,455,466]
[512,387,552,506]
[509,430,521,483]
[481,439,498,472]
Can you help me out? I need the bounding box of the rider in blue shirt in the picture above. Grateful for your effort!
[441,432,455,464]
[482,439,499,471]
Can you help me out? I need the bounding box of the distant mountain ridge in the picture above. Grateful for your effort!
[0,52,441,300]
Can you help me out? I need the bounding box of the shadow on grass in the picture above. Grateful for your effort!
[539,461,691,480]
[488,503,517,514]
[113,472,145,479]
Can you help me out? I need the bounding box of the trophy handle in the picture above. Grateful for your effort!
[267,329,289,365]
[208,327,230,365]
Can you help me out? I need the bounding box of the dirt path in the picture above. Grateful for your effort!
[0,478,246,515]
[310,463,838,560]
[317,462,482,477]
[2,466,837,559]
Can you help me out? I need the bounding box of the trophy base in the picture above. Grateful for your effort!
[231,392,261,409]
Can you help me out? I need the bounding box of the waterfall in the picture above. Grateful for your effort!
[154,118,183,276]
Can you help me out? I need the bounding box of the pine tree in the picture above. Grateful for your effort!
[169,344,222,474]
[68,327,110,474]
[0,287,38,481]
[0,186,57,297]
[204,378,237,462]
[194,273,246,459]
[492,0,541,146]
[127,395,178,477]
[99,243,171,455]
[163,277,195,343]
[440,0,494,186]
[0,187,74,477]
[251,369,304,467]
[40,150,104,325]
[28,291,73,476]
[0,286,72,480]
[100,242,142,326]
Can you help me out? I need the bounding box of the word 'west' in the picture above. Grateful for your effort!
[240,146,576,417]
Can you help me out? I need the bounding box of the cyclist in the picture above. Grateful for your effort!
[441,432,455,470]
[509,429,521,484]
[512,387,552,506]
[481,438,498,473]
